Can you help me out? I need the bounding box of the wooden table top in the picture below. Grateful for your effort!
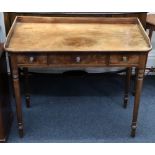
[5,16,151,53]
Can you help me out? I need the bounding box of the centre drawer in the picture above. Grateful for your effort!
[48,53,106,66]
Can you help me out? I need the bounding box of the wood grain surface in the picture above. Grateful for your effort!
[5,16,151,52]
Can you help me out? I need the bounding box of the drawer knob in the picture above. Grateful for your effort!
[29,56,34,63]
[76,56,81,63]
[122,56,128,62]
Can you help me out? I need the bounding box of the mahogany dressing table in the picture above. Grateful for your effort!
[4,16,152,137]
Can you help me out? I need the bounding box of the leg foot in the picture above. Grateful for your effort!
[18,123,24,138]
[26,96,30,108]
[131,123,137,137]
[123,97,128,108]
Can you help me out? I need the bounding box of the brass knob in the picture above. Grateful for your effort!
[76,56,81,63]
[122,56,128,62]
[29,56,34,63]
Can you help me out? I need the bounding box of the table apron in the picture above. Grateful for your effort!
[12,53,146,68]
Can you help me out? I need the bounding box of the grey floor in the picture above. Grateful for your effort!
[7,73,155,142]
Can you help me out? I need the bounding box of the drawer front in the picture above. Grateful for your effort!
[48,54,106,66]
[17,54,47,65]
[110,54,139,66]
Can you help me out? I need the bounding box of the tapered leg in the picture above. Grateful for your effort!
[10,55,24,137]
[23,67,30,108]
[131,68,145,137]
[123,67,132,108]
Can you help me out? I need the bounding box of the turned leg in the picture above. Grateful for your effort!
[23,67,30,108]
[10,55,24,137]
[131,68,145,137]
[123,67,132,108]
